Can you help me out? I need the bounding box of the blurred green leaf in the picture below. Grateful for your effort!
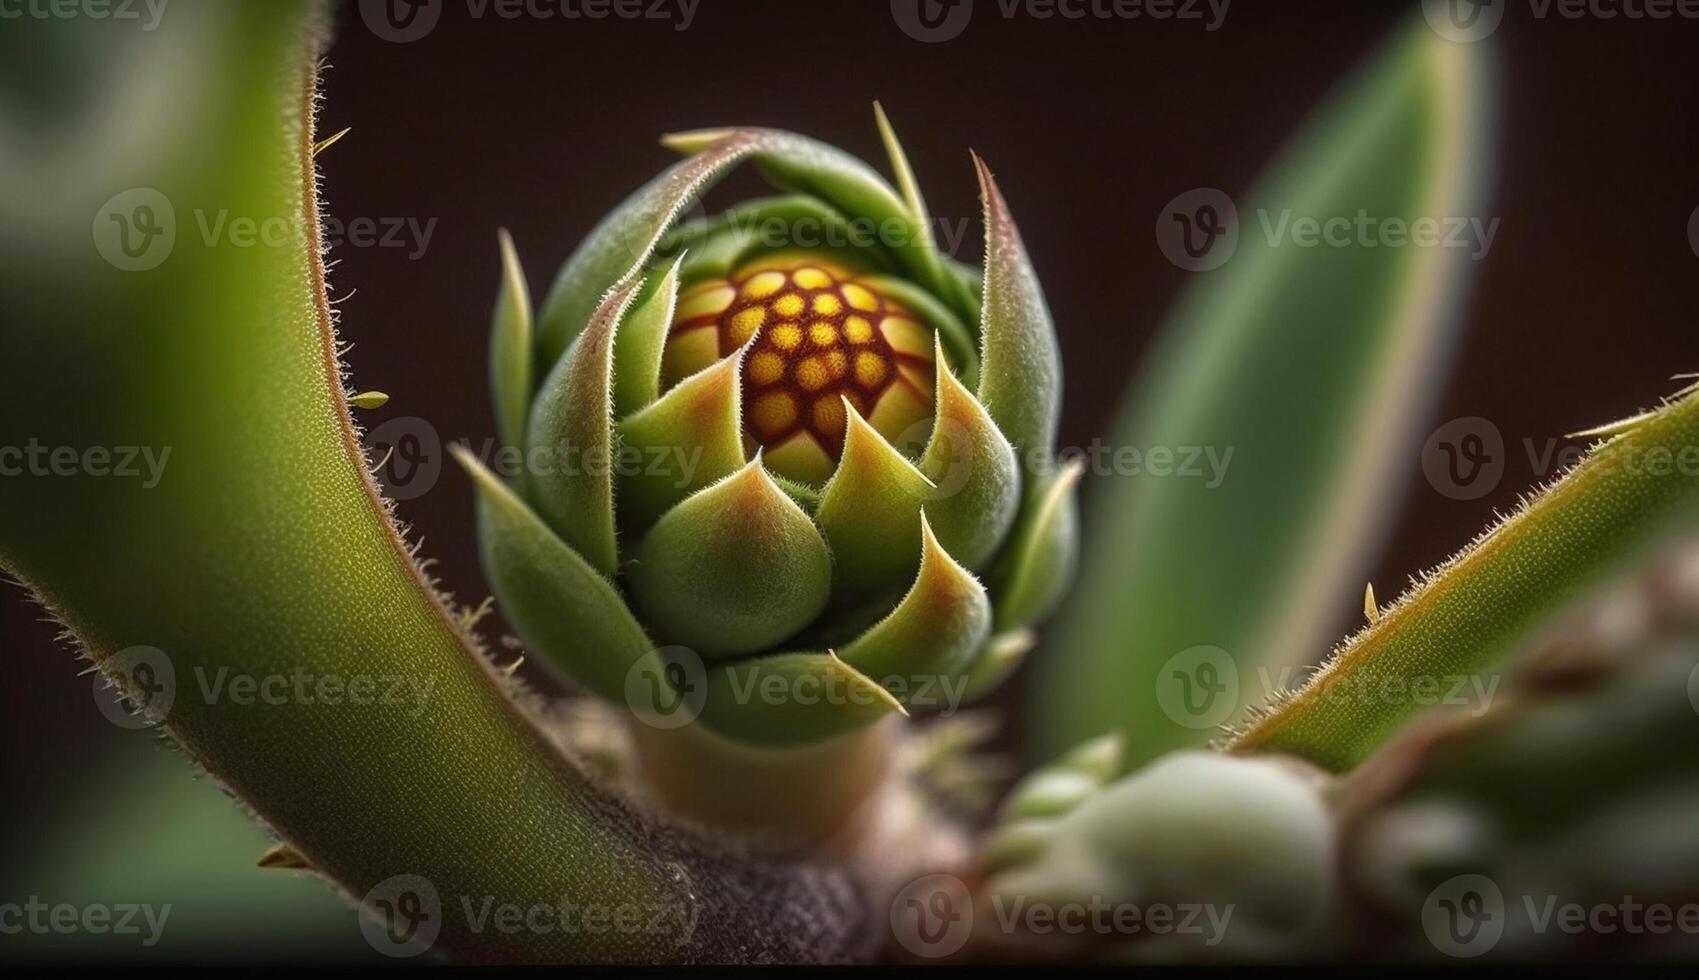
[0,2,859,962]
[1033,20,1497,767]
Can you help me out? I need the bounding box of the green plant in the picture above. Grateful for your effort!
[6,1,1696,965]
[462,105,1075,842]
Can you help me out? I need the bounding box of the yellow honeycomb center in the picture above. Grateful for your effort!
[663,257,937,485]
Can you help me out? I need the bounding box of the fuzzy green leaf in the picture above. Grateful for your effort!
[990,459,1084,632]
[611,255,683,418]
[918,337,1021,570]
[698,651,905,746]
[526,283,633,576]
[972,153,1062,473]
[615,346,747,528]
[1229,388,1699,770]
[455,447,654,702]
[837,514,992,691]
[627,460,832,659]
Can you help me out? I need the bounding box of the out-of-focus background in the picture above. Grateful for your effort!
[2,0,1695,962]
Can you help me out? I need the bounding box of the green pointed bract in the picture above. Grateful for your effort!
[990,459,1085,632]
[453,446,654,704]
[615,348,747,528]
[972,153,1061,474]
[661,126,968,322]
[838,515,991,693]
[663,195,891,284]
[526,283,634,576]
[871,102,974,315]
[611,256,683,418]
[919,338,1020,572]
[815,405,937,596]
[697,651,904,746]
[815,368,1015,598]
[538,134,759,368]
[961,629,1036,704]
[627,460,832,659]
[490,229,533,450]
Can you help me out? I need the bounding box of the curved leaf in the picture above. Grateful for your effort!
[1033,20,1498,767]
[456,446,653,702]
[972,152,1062,473]
[628,459,832,659]
[526,282,633,576]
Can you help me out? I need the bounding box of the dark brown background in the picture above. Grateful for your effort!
[4,0,1696,820]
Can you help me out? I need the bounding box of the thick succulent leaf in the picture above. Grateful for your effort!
[662,195,893,284]
[536,134,760,368]
[662,125,965,320]
[615,347,747,528]
[990,459,1085,631]
[697,651,904,746]
[1229,388,1699,770]
[972,153,1062,472]
[960,629,1036,703]
[815,405,938,596]
[627,459,831,659]
[455,447,653,702]
[815,360,1017,597]
[610,255,683,418]
[489,229,533,449]
[526,283,633,576]
[1034,22,1497,766]
[918,337,1020,570]
[837,514,992,693]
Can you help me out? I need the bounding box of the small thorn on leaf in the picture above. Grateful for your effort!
[350,390,390,410]
[502,656,525,678]
[257,844,313,870]
[313,127,351,157]
[1364,582,1378,625]
[1566,409,1658,441]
